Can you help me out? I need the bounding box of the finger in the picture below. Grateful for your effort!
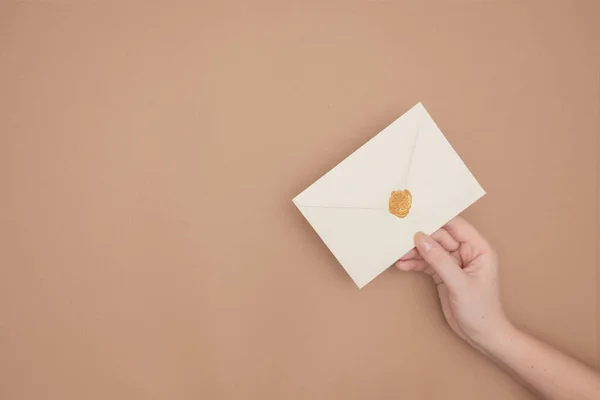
[431,228,460,252]
[444,216,490,250]
[395,259,428,272]
[414,232,466,289]
[399,227,458,261]
[396,261,440,282]
[399,248,420,261]
[425,265,443,284]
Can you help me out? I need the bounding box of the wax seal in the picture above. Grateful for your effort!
[389,189,412,218]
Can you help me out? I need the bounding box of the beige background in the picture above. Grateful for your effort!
[1,1,599,399]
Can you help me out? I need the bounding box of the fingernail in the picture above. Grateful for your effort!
[414,232,432,252]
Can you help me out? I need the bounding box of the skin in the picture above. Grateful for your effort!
[395,217,600,400]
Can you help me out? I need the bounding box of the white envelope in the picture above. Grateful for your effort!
[293,103,485,288]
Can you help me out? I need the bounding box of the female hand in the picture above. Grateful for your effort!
[398,217,600,400]
[395,216,510,350]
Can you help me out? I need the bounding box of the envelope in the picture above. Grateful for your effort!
[293,103,485,288]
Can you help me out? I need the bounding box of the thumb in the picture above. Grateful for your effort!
[414,232,466,289]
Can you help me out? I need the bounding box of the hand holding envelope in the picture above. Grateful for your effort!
[293,103,485,288]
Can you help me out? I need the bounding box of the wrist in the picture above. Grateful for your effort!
[471,317,519,354]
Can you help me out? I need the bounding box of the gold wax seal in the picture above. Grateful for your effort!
[389,189,412,218]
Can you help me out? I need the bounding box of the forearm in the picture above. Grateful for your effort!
[479,323,600,400]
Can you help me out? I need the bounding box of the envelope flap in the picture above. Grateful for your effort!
[294,103,427,208]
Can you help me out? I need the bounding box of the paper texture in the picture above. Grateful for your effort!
[294,103,485,288]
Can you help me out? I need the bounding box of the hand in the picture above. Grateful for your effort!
[395,217,511,350]
[397,217,600,399]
